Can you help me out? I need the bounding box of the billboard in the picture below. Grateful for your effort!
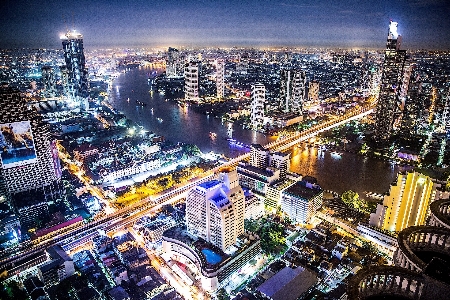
[0,121,38,169]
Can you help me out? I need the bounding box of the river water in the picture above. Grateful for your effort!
[109,67,408,196]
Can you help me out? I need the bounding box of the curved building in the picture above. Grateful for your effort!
[428,199,450,229]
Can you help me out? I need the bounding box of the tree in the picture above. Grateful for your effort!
[341,190,359,208]
[259,220,286,254]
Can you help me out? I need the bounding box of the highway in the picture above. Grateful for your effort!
[0,101,375,276]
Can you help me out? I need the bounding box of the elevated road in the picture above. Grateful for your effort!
[0,102,374,276]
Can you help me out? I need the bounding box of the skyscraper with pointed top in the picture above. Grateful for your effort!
[374,21,407,144]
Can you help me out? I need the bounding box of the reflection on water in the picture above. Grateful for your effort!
[110,67,409,195]
[289,144,412,195]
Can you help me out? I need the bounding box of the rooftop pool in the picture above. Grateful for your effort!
[201,249,222,264]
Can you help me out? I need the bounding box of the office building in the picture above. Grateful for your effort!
[281,180,323,224]
[61,30,89,109]
[0,89,61,199]
[308,81,319,103]
[369,171,436,232]
[251,83,265,129]
[38,245,75,287]
[249,144,269,169]
[186,169,245,251]
[279,69,306,114]
[400,67,425,136]
[216,59,225,99]
[166,47,182,78]
[269,151,290,180]
[374,21,407,143]
[41,66,57,98]
[441,89,450,134]
[184,61,199,101]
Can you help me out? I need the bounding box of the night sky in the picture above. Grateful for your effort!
[1,0,449,49]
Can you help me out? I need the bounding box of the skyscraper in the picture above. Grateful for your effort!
[166,47,182,78]
[216,59,225,100]
[369,171,437,232]
[279,69,306,114]
[184,61,199,101]
[400,67,425,136]
[61,30,89,109]
[41,66,57,98]
[251,83,265,130]
[374,21,407,143]
[186,169,245,251]
[0,88,61,199]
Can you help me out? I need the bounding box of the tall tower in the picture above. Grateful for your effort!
[374,21,407,143]
[184,61,199,101]
[166,47,181,78]
[400,67,424,136]
[279,69,306,114]
[0,88,61,199]
[251,83,265,130]
[61,30,89,109]
[185,169,245,251]
[216,59,225,100]
[369,171,436,232]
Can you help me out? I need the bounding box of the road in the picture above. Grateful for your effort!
[0,101,375,276]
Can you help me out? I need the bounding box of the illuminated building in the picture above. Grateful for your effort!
[38,245,75,287]
[441,89,450,134]
[281,180,323,224]
[41,66,57,98]
[269,151,290,180]
[166,47,182,78]
[374,21,407,143]
[186,169,245,251]
[400,67,425,136]
[250,83,265,129]
[308,81,319,103]
[184,61,199,101]
[369,171,437,232]
[249,144,269,169]
[0,89,61,199]
[60,30,89,109]
[216,59,225,99]
[279,69,306,114]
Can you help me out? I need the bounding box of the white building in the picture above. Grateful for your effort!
[251,83,265,130]
[184,61,199,101]
[186,169,245,251]
[279,69,306,114]
[281,181,323,224]
[308,81,319,103]
[216,59,225,99]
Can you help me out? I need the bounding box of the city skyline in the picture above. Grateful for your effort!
[1,0,450,49]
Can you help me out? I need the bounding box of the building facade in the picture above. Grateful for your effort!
[374,21,407,143]
[281,181,323,224]
[166,47,182,78]
[186,169,245,251]
[216,59,225,99]
[250,83,265,130]
[369,171,437,232]
[279,69,306,114]
[184,61,199,101]
[61,30,89,109]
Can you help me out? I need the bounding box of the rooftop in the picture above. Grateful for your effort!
[284,181,323,200]
[257,266,317,300]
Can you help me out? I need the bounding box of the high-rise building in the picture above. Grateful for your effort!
[308,81,319,103]
[166,47,182,78]
[0,89,60,199]
[369,171,437,232]
[249,144,269,169]
[60,30,89,109]
[281,180,323,224]
[41,66,57,98]
[279,69,306,114]
[184,61,199,101]
[216,59,225,99]
[400,68,425,136]
[251,83,265,130]
[186,169,245,251]
[441,89,450,134]
[269,151,290,180]
[374,21,407,143]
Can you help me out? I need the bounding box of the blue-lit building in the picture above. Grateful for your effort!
[61,30,89,109]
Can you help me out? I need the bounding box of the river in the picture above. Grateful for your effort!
[109,67,408,196]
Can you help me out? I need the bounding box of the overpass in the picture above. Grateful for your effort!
[0,102,375,276]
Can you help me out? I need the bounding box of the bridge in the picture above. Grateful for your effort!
[0,102,375,276]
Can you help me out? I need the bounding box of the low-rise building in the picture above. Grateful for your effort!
[38,245,75,287]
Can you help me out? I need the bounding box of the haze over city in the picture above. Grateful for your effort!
[1,0,450,49]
